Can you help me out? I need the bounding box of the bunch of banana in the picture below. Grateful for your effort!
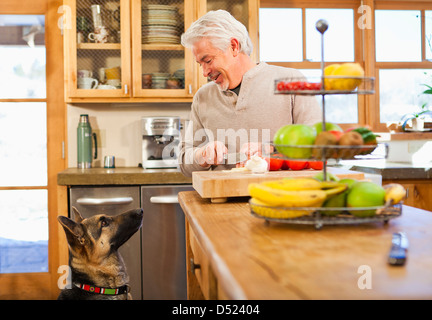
[248,178,347,219]
[383,183,406,206]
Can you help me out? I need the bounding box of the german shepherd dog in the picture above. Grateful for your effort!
[57,207,143,300]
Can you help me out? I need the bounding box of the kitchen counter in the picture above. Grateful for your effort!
[179,190,432,300]
[57,167,191,186]
[336,160,432,180]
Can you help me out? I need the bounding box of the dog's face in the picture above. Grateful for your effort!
[58,207,143,264]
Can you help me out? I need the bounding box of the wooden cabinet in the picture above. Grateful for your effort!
[63,0,258,103]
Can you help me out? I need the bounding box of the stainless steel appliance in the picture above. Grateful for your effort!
[69,186,142,299]
[142,116,181,169]
[141,184,193,300]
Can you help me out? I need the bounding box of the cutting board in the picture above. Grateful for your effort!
[192,167,365,202]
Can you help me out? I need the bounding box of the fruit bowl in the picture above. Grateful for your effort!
[249,200,402,230]
[274,77,375,95]
[271,143,388,160]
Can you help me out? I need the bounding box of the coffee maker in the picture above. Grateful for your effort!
[141,116,181,169]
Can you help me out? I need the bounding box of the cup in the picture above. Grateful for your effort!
[106,79,121,87]
[97,84,116,90]
[104,155,115,168]
[98,68,106,83]
[77,69,93,78]
[88,26,109,43]
[91,4,103,29]
[105,66,121,80]
[78,77,98,89]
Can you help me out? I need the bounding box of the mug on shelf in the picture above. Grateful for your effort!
[77,69,93,78]
[88,26,109,43]
[78,77,98,89]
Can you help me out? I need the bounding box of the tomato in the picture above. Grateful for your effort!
[276,81,286,91]
[309,161,325,170]
[265,157,284,171]
[287,160,309,170]
[281,160,290,170]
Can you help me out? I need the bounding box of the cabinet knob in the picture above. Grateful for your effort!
[188,84,192,94]
[124,84,128,94]
[190,258,201,273]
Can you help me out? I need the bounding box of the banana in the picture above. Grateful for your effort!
[262,178,344,191]
[383,183,406,205]
[248,183,346,207]
[250,198,311,219]
[262,178,322,191]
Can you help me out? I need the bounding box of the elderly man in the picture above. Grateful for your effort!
[179,10,321,177]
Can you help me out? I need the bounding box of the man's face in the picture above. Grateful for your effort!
[192,38,238,91]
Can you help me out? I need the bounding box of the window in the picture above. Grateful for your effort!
[375,6,432,128]
[258,1,360,126]
[259,1,432,131]
[0,15,48,274]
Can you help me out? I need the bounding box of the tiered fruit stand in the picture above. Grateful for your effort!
[249,20,401,229]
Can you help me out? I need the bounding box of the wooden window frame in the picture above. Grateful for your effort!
[259,0,432,132]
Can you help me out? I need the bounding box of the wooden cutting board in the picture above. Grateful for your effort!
[192,167,365,202]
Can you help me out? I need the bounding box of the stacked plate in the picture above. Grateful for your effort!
[151,72,170,89]
[142,4,180,44]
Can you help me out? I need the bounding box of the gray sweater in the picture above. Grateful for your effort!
[179,62,322,177]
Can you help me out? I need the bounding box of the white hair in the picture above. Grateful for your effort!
[181,10,253,56]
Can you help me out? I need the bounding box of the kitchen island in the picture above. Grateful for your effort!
[179,190,432,300]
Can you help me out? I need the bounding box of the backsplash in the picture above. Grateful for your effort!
[67,103,191,168]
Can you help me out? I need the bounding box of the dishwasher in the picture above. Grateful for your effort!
[141,184,193,300]
[69,186,142,299]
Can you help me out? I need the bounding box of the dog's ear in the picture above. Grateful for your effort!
[58,215,85,245]
[71,206,84,223]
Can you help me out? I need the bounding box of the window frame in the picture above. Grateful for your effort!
[258,0,432,132]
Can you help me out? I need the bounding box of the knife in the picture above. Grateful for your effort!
[388,232,409,266]
[223,152,248,164]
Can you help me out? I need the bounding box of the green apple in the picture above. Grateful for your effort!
[273,124,316,159]
[313,122,343,135]
[313,172,339,182]
[347,181,385,217]
[321,178,358,216]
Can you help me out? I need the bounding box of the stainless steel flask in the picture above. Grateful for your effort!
[77,114,97,168]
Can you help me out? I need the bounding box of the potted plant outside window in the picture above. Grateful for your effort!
[401,84,432,131]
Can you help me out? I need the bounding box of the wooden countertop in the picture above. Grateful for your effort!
[57,167,191,186]
[179,191,432,300]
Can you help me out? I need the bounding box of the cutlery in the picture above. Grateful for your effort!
[223,152,248,164]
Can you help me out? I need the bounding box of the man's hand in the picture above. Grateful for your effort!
[236,142,274,168]
[195,141,228,167]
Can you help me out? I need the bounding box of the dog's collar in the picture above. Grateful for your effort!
[74,283,129,296]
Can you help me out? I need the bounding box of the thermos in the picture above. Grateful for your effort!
[77,114,97,168]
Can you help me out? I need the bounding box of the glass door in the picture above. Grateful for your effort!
[65,0,131,98]
[131,0,196,98]
[0,15,48,275]
[0,5,66,299]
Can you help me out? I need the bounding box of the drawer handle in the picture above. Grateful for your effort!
[150,195,179,204]
[76,197,134,206]
[190,258,201,274]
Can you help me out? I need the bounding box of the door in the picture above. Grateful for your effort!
[0,0,66,299]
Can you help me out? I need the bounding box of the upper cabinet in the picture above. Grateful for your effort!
[63,0,258,103]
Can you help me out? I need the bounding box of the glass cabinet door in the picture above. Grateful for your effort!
[66,0,131,97]
[131,0,196,98]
